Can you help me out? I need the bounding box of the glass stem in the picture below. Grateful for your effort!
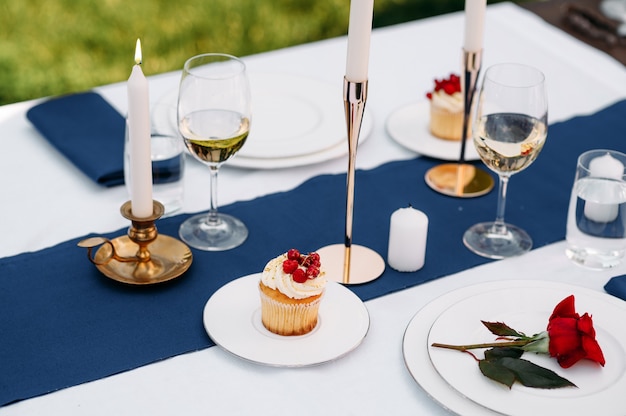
[207,165,220,225]
[492,174,510,235]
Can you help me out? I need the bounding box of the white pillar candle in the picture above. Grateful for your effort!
[463,0,486,52]
[345,0,374,82]
[584,152,624,223]
[387,206,428,272]
[127,39,153,218]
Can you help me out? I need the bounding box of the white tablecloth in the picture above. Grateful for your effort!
[1,3,625,415]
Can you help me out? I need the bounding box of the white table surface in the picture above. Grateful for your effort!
[1,3,626,415]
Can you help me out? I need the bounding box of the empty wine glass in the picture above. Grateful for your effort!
[177,53,251,251]
[463,63,548,259]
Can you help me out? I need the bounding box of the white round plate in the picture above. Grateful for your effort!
[203,273,370,367]
[157,73,373,169]
[229,108,372,169]
[241,72,344,159]
[386,101,479,161]
[403,280,626,416]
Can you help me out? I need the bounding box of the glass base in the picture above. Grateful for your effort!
[463,222,532,259]
[179,212,248,251]
[565,246,624,270]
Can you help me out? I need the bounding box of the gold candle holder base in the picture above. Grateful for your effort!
[426,49,493,198]
[317,244,385,285]
[425,163,493,198]
[316,78,385,285]
[78,201,192,285]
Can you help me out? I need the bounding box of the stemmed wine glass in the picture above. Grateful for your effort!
[463,63,548,259]
[177,53,251,251]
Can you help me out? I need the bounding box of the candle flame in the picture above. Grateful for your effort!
[134,39,142,65]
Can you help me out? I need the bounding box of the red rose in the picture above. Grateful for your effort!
[432,294,607,389]
[546,295,606,368]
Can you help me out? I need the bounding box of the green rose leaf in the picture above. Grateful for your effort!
[479,359,517,388]
[484,347,524,360]
[497,357,577,389]
[478,348,578,390]
[481,321,527,338]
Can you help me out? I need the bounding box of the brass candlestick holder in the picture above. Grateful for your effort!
[78,200,192,285]
[317,78,385,285]
[425,49,493,197]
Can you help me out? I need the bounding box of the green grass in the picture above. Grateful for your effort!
[0,0,516,105]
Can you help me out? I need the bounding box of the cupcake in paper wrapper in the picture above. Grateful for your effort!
[258,249,326,336]
[426,73,464,141]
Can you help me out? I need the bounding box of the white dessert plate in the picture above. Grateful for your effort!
[403,280,626,416]
[386,101,479,161]
[203,273,370,367]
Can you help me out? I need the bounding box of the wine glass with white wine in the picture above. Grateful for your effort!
[177,53,251,251]
[463,63,548,259]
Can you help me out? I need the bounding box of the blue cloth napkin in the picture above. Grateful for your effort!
[2,99,626,407]
[604,275,626,300]
[26,92,126,187]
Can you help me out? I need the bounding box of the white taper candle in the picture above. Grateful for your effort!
[463,0,486,52]
[127,39,153,218]
[345,0,374,82]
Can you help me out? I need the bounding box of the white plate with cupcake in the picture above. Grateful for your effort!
[203,249,370,367]
[386,73,480,161]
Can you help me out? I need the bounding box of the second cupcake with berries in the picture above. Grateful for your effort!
[259,248,327,336]
[426,73,464,141]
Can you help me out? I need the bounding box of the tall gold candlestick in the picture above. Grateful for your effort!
[317,78,385,285]
[343,79,366,282]
[425,49,494,197]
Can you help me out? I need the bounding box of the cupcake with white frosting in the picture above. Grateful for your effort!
[426,73,464,141]
[258,248,326,336]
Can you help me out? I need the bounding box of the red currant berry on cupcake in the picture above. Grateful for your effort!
[292,268,307,283]
[306,265,320,278]
[282,259,298,274]
[309,253,321,266]
[287,249,300,261]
